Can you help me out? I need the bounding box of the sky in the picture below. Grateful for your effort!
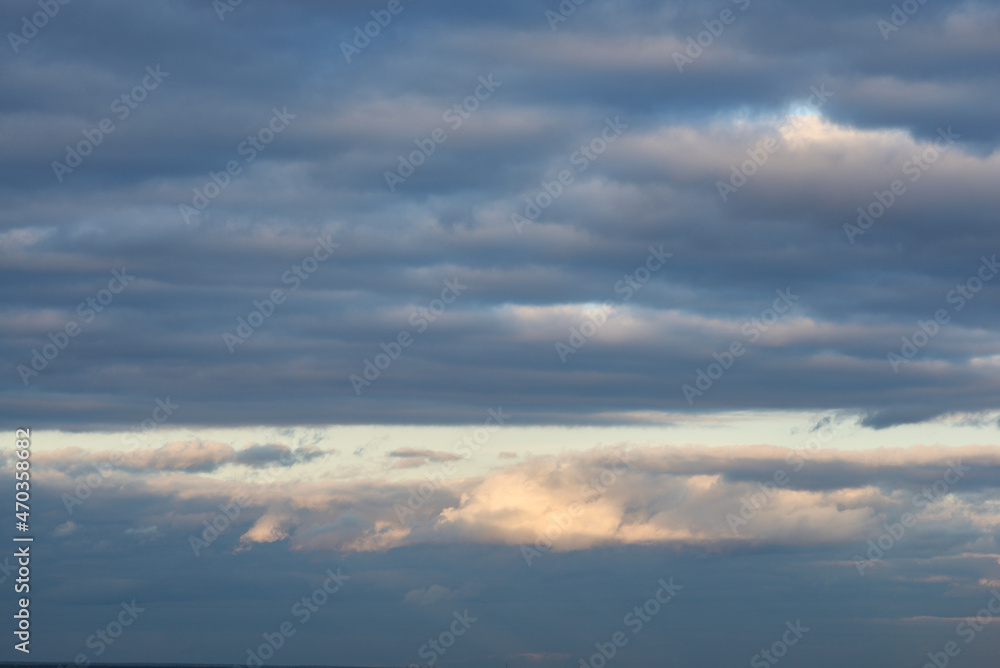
[1,0,1000,666]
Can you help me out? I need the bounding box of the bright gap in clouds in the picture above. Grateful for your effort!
[39,409,1000,481]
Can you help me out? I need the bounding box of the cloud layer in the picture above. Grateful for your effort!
[2,0,999,429]
[2,3,1000,665]
[35,439,1000,557]
[13,439,1000,666]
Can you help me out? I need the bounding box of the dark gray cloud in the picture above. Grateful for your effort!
[2,0,1000,429]
[388,446,464,468]
[233,442,328,468]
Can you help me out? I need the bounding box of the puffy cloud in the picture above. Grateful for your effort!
[239,512,294,547]
[37,442,1000,555]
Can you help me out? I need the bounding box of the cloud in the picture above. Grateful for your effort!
[126,440,234,472]
[238,513,294,547]
[34,440,332,475]
[402,582,482,606]
[53,520,77,537]
[36,442,1000,555]
[389,447,463,461]
[402,584,453,606]
[4,2,1000,665]
[124,525,159,542]
[233,443,329,467]
[387,446,464,468]
[1,0,999,431]
[22,436,998,665]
